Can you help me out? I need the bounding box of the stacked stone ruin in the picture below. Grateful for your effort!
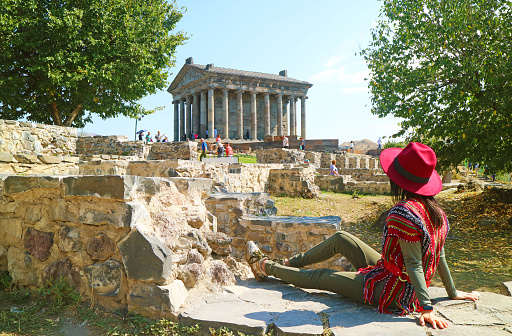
[0,118,392,319]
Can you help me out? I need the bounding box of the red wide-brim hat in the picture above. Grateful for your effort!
[380,142,442,196]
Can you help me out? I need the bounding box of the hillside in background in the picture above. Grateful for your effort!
[339,139,378,150]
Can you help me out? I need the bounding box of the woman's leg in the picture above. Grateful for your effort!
[265,261,366,303]
[288,231,381,270]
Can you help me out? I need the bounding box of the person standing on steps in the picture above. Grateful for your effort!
[245,142,478,330]
[283,135,289,149]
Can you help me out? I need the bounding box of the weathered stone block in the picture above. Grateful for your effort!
[128,280,188,313]
[204,231,233,256]
[58,226,81,252]
[24,228,53,261]
[0,153,16,162]
[500,281,512,296]
[118,229,172,283]
[86,233,115,261]
[37,155,62,164]
[51,199,79,222]
[177,263,204,288]
[4,176,62,194]
[64,176,129,199]
[84,259,123,297]
[43,258,81,288]
[13,155,38,163]
[210,260,236,286]
[0,218,23,242]
[7,246,37,286]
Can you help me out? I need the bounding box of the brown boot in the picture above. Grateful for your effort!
[244,241,268,281]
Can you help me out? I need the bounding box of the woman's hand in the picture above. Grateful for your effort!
[453,291,479,302]
[419,311,449,329]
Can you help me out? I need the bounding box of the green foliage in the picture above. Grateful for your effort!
[0,0,187,127]
[39,277,81,312]
[0,270,13,291]
[383,139,405,149]
[362,0,512,173]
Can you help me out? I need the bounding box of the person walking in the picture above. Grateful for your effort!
[245,142,478,329]
[377,137,382,149]
[330,159,339,176]
[283,135,289,149]
[200,138,208,161]
[350,141,355,152]
[300,137,305,150]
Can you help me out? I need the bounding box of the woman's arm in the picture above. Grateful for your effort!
[399,240,450,329]
[438,247,479,302]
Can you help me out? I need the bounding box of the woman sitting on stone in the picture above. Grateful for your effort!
[245,142,478,329]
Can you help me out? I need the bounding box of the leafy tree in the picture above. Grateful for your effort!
[0,0,187,128]
[362,0,512,173]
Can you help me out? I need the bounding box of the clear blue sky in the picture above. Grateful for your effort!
[83,0,402,144]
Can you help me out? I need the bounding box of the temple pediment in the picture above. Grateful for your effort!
[168,67,206,92]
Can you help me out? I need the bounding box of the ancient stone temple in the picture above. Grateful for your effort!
[167,57,313,141]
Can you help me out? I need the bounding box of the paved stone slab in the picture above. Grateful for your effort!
[179,293,272,336]
[273,310,324,336]
[177,279,512,336]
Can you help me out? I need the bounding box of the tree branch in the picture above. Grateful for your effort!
[63,104,83,127]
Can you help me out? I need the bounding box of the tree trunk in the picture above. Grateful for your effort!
[64,104,83,127]
[50,102,63,126]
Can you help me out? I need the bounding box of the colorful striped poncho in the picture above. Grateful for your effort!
[358,198,449,315]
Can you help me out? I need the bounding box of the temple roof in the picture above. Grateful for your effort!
[168,60,312,94]
[187,64,312,85]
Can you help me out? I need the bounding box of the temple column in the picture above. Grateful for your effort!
[289,96,296,136]
[222,89,229,139]
[173,100,179,141]
[264,93,270,136]
[193,92,200,137]
[251,91,257,140]
[180,99,185,141]
[301,96,307,139]
[277,94,283,136]
[208,88,215,140]
[237,90,243,139]
[200,90,207,138]
[186,95,192,138]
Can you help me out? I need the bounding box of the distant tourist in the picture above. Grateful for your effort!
[377,137,382,149]
[300,137,305,150]
[350,141,355,152]
[215,135,221,146]
[206,130,209,138]
[283,136,289,149]
[138,131,144,141]
[246,129,250,140]
[200,138,207,161]
[217,142,224,157]
[225,143,233,157]
[155,131,163,142]
[162,136,168,142]
[214,128,218,138]
[145,131,152,143]
[330,159,339,176]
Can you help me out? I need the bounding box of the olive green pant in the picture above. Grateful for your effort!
[264,231,384,304]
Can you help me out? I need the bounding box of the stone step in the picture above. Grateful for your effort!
[177,279,512,336]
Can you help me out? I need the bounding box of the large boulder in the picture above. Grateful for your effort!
[118,229,172,283]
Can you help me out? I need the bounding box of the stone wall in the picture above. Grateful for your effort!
[80,160,283,194]
[0,174,252,317]
[0,154,79,175]
[147,142,199,161]
[255,148,306,164]
[76,135,148,159]
[0,119,77,155]
[77,137,199,161]
[266,167,320,198]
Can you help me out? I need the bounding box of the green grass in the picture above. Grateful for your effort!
[234,154,257,163]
